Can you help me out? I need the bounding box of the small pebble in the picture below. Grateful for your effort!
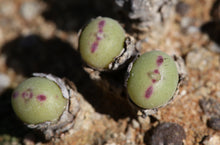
[0,1,16,16]
[180,17,194,28]
[199,98,220,118]
[207,117,220,131]
[0,73,10,94]
[115,0,125,7]
[180,17,199,34]
[125,127,136,144]
[176,1,190,16]
[186,48,213,71]
[20,1,43,21]
[186,26,199,34]
[138,116,150,131]
[131,119,140,129]
[202,134,220,145]
[23,133,35,145]
[150,122,186,145]
[216,91,220,98]
[209,42,220,53]
[104,142,117,145]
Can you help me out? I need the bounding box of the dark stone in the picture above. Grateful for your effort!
[150,122,186,145]
[199,98,220,118]
[211,0,220,20]
[176,1,190,16]
[207,117,220,131]
[201,21,220,46]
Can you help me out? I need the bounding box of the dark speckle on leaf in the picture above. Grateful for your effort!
[12,92,19,98]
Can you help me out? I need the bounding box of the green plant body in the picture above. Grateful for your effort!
[127,51,178,109]
[79,17,125,69]
[11,77,67,124]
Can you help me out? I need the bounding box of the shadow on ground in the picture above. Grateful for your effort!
[201,0,220,48]
[210,0,220,20]
[1,35,82,80]
[41,0,119,31]
[0,89,28,137]
[201,21,220,46]
[41,0,142,35]
[1,34,135,122]
[0,89,45,143]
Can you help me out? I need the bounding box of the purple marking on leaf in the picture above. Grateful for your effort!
[98,20,105,33]
[152,79,157,83]
[22,89,33,99]
[22,89,33,102]
[22,92,26,97]
[145,86,153,99]
[37,95,47,102]
[98,29,103,33]
[90,20,105,53]
[154,69,159,74]
[12,92,19,98]
[97,36,102,41]
[156,56,164,67]
[91,41,99,53]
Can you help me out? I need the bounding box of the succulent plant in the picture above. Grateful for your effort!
[127,50,179,109]
[11,77,67,124]
[79,17,126,70]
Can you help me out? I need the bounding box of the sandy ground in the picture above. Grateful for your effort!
[0,0,219,145]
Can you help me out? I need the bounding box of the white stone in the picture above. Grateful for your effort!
[20,1,43,21]
[0,73,10,94]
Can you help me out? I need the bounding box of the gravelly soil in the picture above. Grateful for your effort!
[0,0,219,145]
